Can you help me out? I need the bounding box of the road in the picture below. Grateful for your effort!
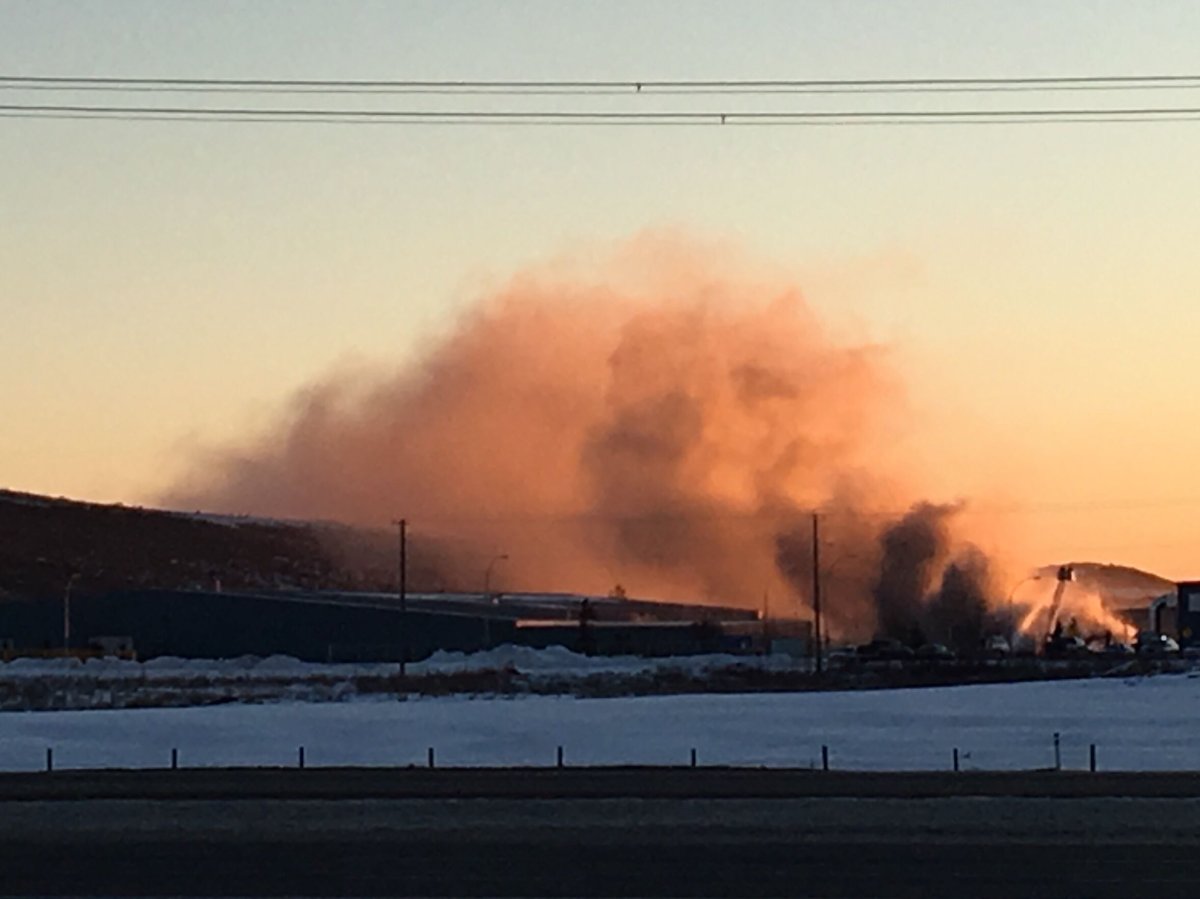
[11,766,1200,799]
[3,768,1200,897]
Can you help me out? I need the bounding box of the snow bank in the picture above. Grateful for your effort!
[409,644,798,676]
[0,645,816,711]
[0,644,808,682]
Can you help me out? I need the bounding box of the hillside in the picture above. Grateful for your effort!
[0,489,395,601]
[1033,562,1175,609]
[0,489,1180,610]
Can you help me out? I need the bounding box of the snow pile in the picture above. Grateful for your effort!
[0,644,807,682]
[0,654,390,682]
[0,645,812,710]
[412,644,625,674]
[409,644,802,677]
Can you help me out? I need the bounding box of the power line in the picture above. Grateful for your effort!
[358,495,1200,527]
[5,73,1200,95]
[4,114,1196,129]
[6,72,1200,128]
[4,102,1200,126]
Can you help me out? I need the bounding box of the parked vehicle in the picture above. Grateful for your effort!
[982,635,1011,658]
[1044,634,1089,658]
[825,645,860,668]
[856,638,915,661]
[916,643,955,662]
[1135,631,1180,655]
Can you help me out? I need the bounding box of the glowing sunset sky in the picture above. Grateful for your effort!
[3,1,1200,579]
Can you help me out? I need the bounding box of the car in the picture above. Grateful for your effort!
[982,635,1011,657]
[1008,633,1039,657]
[1135,632,1180,655]
[1044,634,1090,658]
[825,645,860,668]
[1098,641,1135,656]
[856,638,915,661]
[916,643,956,662]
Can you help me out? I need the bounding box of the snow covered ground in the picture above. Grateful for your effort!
[1,673,1198,773]
[0,645,816,710]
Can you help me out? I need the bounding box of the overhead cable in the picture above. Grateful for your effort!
[4,102,1200,126]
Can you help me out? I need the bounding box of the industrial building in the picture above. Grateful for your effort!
[1145,581,1200,648]
[0,588,794,662]
[1179,582,1200,646]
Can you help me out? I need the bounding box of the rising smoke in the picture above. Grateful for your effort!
[165,237,1010,642]
[868,504,1005,651]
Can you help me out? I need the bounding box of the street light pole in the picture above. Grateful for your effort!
[484,554,509,598]
[481,554,509,650]
[1006,574,1042,647]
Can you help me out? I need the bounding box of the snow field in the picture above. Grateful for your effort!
[1,673,1198,773]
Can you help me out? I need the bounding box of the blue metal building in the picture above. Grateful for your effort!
[0,588,764,661]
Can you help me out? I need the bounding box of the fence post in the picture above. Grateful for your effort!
[1089,743,1097,773]
[45,747,53,773]
[1053,732,1061,771]
[556,745,564,768]
[171,748,178,770]
[690,748,697,768]
[298,746,306,769]
[953,748,960,772]
[427,746,435,769]
[821,745,830,771]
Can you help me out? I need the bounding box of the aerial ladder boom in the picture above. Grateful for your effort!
[1042,564,1075,646]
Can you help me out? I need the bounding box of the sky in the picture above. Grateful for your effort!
[3,1,1200,580]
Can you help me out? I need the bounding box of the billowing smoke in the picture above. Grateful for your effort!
[858,503,1009,651]
[926,547,997,651]
[872,503,953,642]
[165,237,1007,641]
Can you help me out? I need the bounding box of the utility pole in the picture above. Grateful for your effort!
[63,573,79,652]
[762,587,770,653]
[63,571,83,652]
[811,512,823,675]
[393,519,407,676]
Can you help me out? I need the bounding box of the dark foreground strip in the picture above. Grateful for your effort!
[5,767,1200,800]
[2,837,1199,898]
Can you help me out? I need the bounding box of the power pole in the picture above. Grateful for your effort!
[63,579,72,651]
[811,512,823,675]
[399,519,407,667]
[762,587,770,653]
[63,572,80,652]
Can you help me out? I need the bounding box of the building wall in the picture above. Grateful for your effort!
[1176,582,1200,647]
[0,589,764,661]
[0,590,516,662]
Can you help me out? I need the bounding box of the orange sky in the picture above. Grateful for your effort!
[3,2,1200,582]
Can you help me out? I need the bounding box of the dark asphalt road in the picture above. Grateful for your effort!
[3,835,1199,898]
[9,765,1200,800]
[3,770,1200,897]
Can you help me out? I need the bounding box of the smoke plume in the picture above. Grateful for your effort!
[165,237,1006,640]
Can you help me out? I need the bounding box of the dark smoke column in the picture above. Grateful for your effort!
[871,504,952,644]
